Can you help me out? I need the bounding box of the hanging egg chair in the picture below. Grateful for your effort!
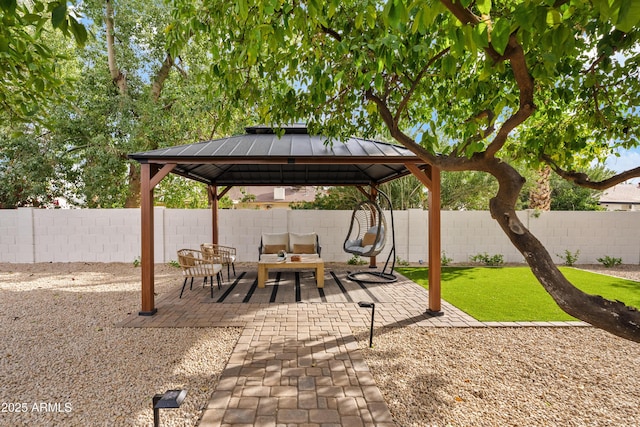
[343,190,397,283]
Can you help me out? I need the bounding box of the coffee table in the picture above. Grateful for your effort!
[257,257,325,288]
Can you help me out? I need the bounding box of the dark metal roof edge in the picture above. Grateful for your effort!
[128,134,418,161]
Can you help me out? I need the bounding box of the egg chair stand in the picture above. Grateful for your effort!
[343,190,397,283]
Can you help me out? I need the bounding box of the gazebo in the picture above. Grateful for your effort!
[128,125,442,315]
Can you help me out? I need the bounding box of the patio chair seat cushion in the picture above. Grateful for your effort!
[345,240,373,255]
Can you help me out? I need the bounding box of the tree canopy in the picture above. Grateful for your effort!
[0,0,86,123]
[0,0,254,208]
[168,0,640,341]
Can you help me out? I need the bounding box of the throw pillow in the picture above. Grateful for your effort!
[361,232,377,247]
[264,244,287,254]
[293,243,316,254]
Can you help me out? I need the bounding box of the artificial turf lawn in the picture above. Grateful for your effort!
[396,266,640,322]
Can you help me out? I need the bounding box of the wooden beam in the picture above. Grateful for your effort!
[405,163,432,189]
[218,186,232,199]
[139,163,157,315]
[355,185,371,198]
[149,163,176,189]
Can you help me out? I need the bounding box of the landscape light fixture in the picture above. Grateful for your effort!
[153,389,187,427]
[358,301,376,348]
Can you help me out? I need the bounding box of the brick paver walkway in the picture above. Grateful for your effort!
[119,269,587,426]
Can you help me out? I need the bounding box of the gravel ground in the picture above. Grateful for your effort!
[356,264,640,427]
[0,262,638,427]
[0,263,240,427]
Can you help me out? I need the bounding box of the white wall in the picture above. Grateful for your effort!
[0,208,638,264]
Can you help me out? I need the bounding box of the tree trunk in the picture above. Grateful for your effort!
[488,160,640,342]
[124,164,141,208]
[105,0,126,95]
[104,1,174,208]
[151,54,174,102]
[529,165,552,210]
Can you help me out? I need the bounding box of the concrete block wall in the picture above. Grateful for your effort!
[0,208,25,263]
[0,208,638,265]
[527,210,640,264]
[31,208,141,263]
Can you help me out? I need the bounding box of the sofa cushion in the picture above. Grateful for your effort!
[289,232,316,253]
[262,233,290,252]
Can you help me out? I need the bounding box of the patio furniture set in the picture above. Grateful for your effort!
[176,232,324,298]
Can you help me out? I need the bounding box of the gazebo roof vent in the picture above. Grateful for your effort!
[245,124,308,135]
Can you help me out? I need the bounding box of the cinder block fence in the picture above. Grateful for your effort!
[1,207,638,265]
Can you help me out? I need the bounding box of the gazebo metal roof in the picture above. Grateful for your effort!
[128,125,428,186]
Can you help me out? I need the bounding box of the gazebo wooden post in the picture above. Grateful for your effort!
[405,163,442,314]
[209,185,219,244]
[140,163,157,315]
[426,166,442,313]
[139,162,175,316]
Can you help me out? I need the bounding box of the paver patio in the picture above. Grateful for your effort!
[118,268,587,426]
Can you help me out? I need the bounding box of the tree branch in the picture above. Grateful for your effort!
[174,59,189,79]
[453,109,496,157]
[151,53,174,103]
[485,33,536,157]
[438,3,535,157]
[105,0,126,95]
[320,25,342,42]
[439,0,481,25]
[437,0,640,342]
[394,47,450,124]
[543,155,640,189]
[365,89,439,165]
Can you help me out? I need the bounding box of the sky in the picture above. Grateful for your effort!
[604,147,640,183]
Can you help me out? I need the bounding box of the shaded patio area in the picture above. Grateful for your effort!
[117,267,585,330]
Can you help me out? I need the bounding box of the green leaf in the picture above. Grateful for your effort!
[472,22,489,48]
[34,77,44,93]
[546,9,562,27]
[616,0,640,32]
[476,0,491,15]
[491,17,511,55]
[441,54,456,75]
[69,17,87,47]
[50,2,67,29]
[237,0,248,21]
[385,0,408,29]
[0,0,17,13]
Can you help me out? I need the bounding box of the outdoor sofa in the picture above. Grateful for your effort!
[258,232,321,261]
